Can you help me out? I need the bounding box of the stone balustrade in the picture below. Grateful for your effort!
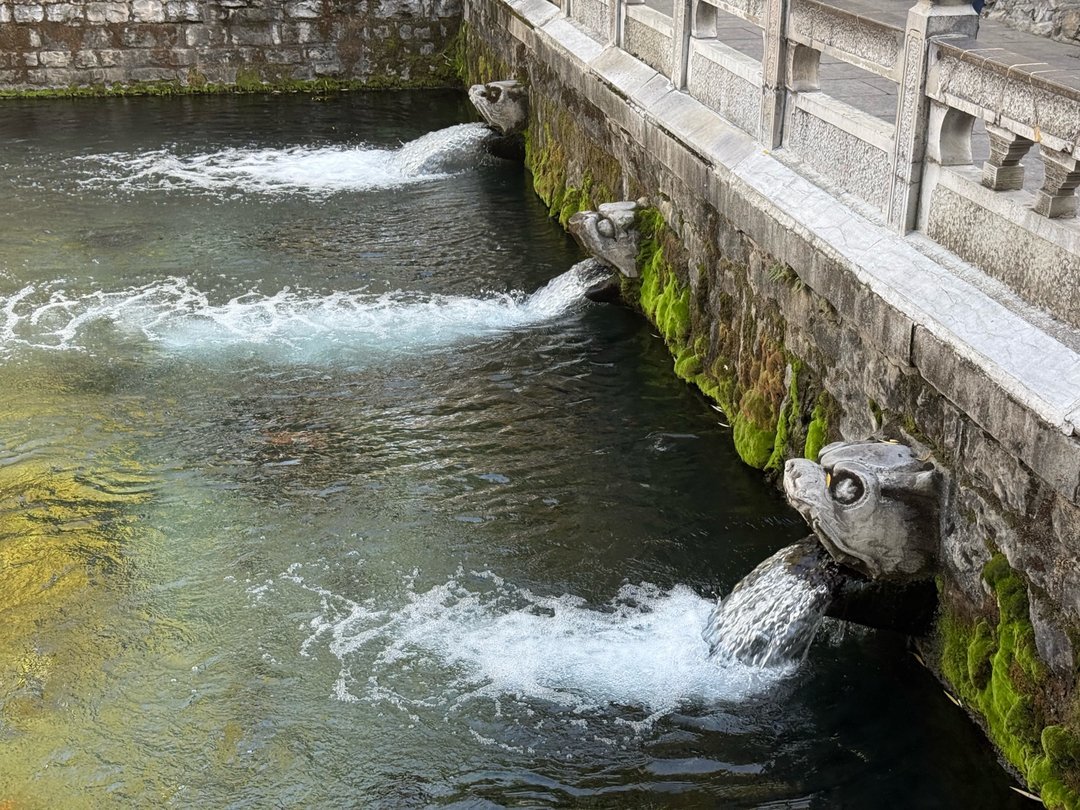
[562,0,1080,326]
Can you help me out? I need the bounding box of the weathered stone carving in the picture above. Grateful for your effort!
[981,122,1032,191]
[467,80,529,136]
[567,201,642,278]
[783,441,941,581]
[1034,147,1080,218]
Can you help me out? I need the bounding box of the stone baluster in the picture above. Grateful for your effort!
[691,0,717,39]
[980,123,1032,191]
[760,0,788,149]
[786,42,820,92]
[672,0,694,89]
[888,0,979,234]
[1034,147,1080,219]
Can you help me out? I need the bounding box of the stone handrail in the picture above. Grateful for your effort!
[564,0,1080,326]
[929,39,1080,216]
[787,0,905,81]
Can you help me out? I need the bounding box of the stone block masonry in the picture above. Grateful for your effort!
[0,0,463,91]
[461,0,1080,803]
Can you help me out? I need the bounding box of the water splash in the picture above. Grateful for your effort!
[0,261,607,362]
[73,123,493,197]
[703,543,835,668]
[270,568,784,725]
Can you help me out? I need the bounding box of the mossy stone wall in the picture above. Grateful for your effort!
[463,1,1080,802]
[0,0,463,94]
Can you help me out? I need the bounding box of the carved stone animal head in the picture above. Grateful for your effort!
[567,201,641,278]
[783,441,941,581]
[467,80,529,136]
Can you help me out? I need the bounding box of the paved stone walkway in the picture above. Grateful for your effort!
[640,0,1080,192]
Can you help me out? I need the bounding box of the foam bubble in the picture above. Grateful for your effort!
[73,123,492,197]
[0,261,606,362]
[285,568,787,722]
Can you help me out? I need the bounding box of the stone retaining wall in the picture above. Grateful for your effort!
[462,0,1080,803]
[985,0,1080,43]
[0,0,462,90]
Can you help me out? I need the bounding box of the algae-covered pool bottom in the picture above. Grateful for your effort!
[0,91,1026,807]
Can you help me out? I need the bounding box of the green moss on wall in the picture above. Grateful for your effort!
[521,99,618,227]
[0,74,453,100]
[804,391,837,461]
[460,21,518,86]
[940,555,1080,809]
[625,207,817,471]
[468,17,828,478]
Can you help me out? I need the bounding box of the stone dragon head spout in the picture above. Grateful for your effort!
[467,80,529,136]
[567,201,642,278]
[783,441,941,581]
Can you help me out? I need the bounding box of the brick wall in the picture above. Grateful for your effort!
[0,0,462,90]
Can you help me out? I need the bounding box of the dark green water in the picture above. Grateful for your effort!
[0,91,1025,808]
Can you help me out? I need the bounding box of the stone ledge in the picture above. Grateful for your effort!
[516,0,1080,500]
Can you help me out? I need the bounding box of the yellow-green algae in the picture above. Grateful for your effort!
[941,554,1080,809]
[0,374,165,807]
[803,394,833,461]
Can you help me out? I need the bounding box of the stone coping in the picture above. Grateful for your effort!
[498,0,1080,501]
[937,37,1080,101]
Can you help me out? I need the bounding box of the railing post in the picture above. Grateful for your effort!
[760,0,788,149]
[672,0,693,90]
[610,0,622,46]
[887,0,979,233]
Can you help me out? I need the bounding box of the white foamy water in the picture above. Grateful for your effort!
[0,261,605,362]
[73,123,492,196]
[268,567,785,729]
[703,543,833,668]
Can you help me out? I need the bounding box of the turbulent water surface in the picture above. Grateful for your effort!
[0,92,1026,808]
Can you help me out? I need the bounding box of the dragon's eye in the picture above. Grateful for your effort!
[829,471,865,505]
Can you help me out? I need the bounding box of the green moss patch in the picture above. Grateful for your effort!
[522,100,618,225]
[624,208,823,471]
[941,555,1080,809]
[0,74,451,100]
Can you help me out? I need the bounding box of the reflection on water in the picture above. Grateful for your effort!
[0,92,1027,808]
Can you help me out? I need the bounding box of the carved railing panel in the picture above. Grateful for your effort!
[787,0,904,81]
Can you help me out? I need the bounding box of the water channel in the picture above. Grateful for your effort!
[0,91,1027,807]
